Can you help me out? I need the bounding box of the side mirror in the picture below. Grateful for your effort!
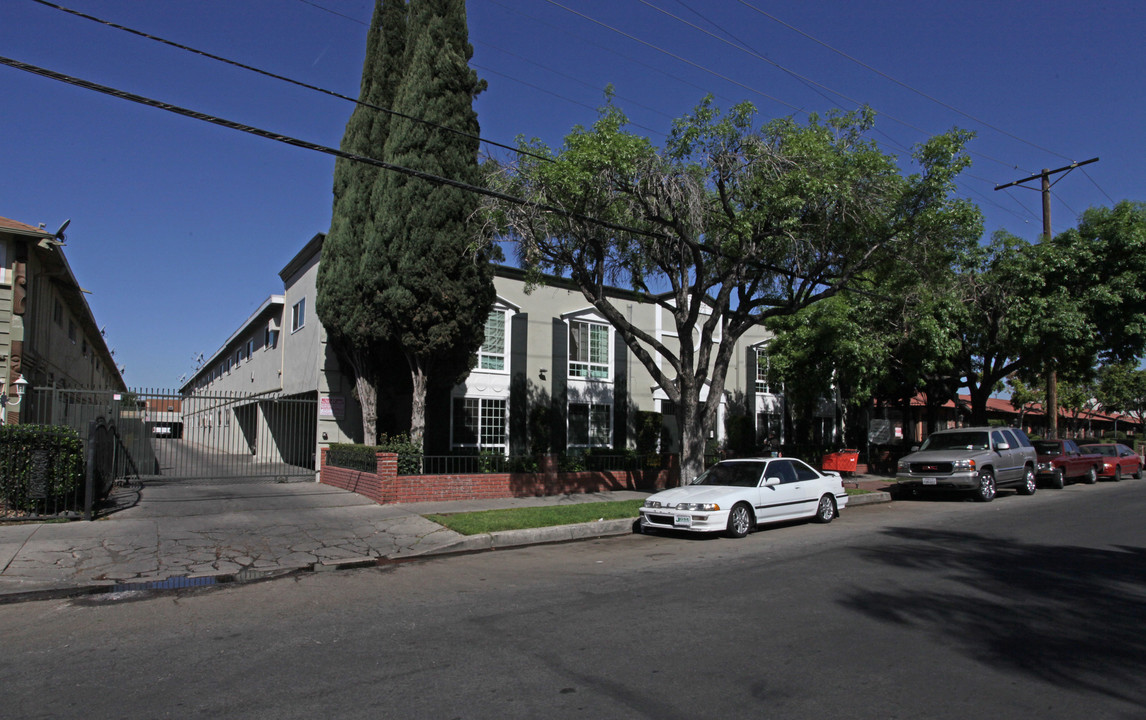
[910,445,920,452]
[995,442,1011,451]
[762,476,779,486]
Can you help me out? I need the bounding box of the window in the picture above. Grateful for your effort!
[52,298,63,326]
[236,348,243,365]
[477,310,507,371]
[246,339,255,360]
[82,338,88,357]
[569,402,611,447]
[68,320,76,343]
[756,347,772,393]
[569,320,609,379]
[265,325,279,349]
[291,298,306,332]
[451,397,507,452]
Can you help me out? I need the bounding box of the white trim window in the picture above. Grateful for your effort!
[477,309,508,372]
[291,298,306,333]
[451,397,508,453]
[568,402,611,448]
[569,319,609,380]
[755,346,771,394]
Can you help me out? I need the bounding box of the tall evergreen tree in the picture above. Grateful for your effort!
[364,0,495,449]
[316,0,406,443]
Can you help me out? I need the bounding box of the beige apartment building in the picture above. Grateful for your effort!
[0,216,124,424]
[182,233,787,466]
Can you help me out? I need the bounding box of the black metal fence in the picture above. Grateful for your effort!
[19,387,318,490]
[399,452,672,476]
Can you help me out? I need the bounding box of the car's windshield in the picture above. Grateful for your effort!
[692,462,765,487]
[1033,441,1063,454]
[1083,445,1115,456]
[920,431,990,451]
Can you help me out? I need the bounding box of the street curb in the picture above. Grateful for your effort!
[846,491,893,507]
[0,495,895,603]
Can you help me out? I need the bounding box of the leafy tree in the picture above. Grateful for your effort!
[1095,362,1146,432]
[484,98,976,480]
[316,0,407,443]
[1006,373,1042,427]
[365,0,494,449]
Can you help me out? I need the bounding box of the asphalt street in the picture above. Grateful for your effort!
[1,479,1142,719]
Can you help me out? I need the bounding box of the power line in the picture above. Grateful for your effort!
[0,54,666,243]
[734,0,1075,164]
[637,0,1031,174]
[30,0,551,163]
[542,0,804,115]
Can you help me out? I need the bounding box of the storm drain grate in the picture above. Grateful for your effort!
[111,576,219,593]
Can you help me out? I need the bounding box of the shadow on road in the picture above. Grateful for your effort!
[841,526,1146,708]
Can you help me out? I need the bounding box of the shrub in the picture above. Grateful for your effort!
[327,434,424,475]
[0,425,85,513]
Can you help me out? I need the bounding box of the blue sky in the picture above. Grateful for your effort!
[1,0,1141,389]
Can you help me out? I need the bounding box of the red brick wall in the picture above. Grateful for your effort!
[319,449,679,505]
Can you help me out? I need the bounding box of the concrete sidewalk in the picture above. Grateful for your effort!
[0,476,893,603]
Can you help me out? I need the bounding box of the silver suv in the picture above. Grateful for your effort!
[895,426,1038,502]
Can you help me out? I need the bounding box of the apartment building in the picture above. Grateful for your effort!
[0,216,125,423]
[182,233,786,465]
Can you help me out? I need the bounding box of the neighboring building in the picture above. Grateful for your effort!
[182,233,782,466]
[0,216,125,423]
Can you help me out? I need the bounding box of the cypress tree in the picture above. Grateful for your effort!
[316,0,407,444]
[364,0,495,449]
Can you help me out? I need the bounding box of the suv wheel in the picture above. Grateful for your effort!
[975,469,996,502]
[1017,466,1037,496]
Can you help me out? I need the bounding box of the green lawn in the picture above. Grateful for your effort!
[425,499,645,536]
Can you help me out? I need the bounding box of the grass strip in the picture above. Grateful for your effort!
[425,499,644,536]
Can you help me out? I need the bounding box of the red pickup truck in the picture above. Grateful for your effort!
[1033,439,1102,488]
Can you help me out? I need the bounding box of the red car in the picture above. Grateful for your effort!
[1078,443,1143,481]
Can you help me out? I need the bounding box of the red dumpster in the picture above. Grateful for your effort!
[821,449,859,476]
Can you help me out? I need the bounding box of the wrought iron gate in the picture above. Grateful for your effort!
[23,388,318,485]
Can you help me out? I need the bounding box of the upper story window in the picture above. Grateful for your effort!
[569,319,609,380]
[291,298,306,333]
[67,320,76,344]
[246,339,255,360]
[265,324,279,349]
[52,298,63,327]
[478,310,507,371]
[755,346,772,394]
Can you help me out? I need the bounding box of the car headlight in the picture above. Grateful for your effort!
[644,500,663,508]
[674,502,720,511]
[897,460,909,473]
[952,459,976,471]
[1038,462,1052,472]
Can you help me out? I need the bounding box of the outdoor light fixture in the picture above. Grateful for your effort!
[1,374,28,423]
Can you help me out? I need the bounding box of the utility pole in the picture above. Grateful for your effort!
[995,157,1099,439]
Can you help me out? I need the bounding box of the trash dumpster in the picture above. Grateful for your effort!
[821,449,859,476]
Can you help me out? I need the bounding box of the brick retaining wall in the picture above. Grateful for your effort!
[320,449,679,505]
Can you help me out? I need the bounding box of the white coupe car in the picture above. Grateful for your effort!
[638,457,849,538]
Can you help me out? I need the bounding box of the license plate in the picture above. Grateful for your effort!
[922,478,937,485]
[674,515,692,528]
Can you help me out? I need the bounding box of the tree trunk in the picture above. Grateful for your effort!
[677,404,708,486]
[408,356,428,451]
[356,375,378,445]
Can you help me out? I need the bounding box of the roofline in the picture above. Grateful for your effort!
[279,232,325,283]
[181,295,284,391]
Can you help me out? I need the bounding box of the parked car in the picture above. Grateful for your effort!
[638,458,849,538]
[895,426,1037,502]
[1033,439,1101,488]
[1078,443,1142,481]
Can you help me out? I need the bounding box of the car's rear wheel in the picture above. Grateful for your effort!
[1017,466,1037,496]
[813,494,836,523]
[1085,467,1098,484]
[1050,468,1065,489]
[725,503,753,538]
[975,469,996,502]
